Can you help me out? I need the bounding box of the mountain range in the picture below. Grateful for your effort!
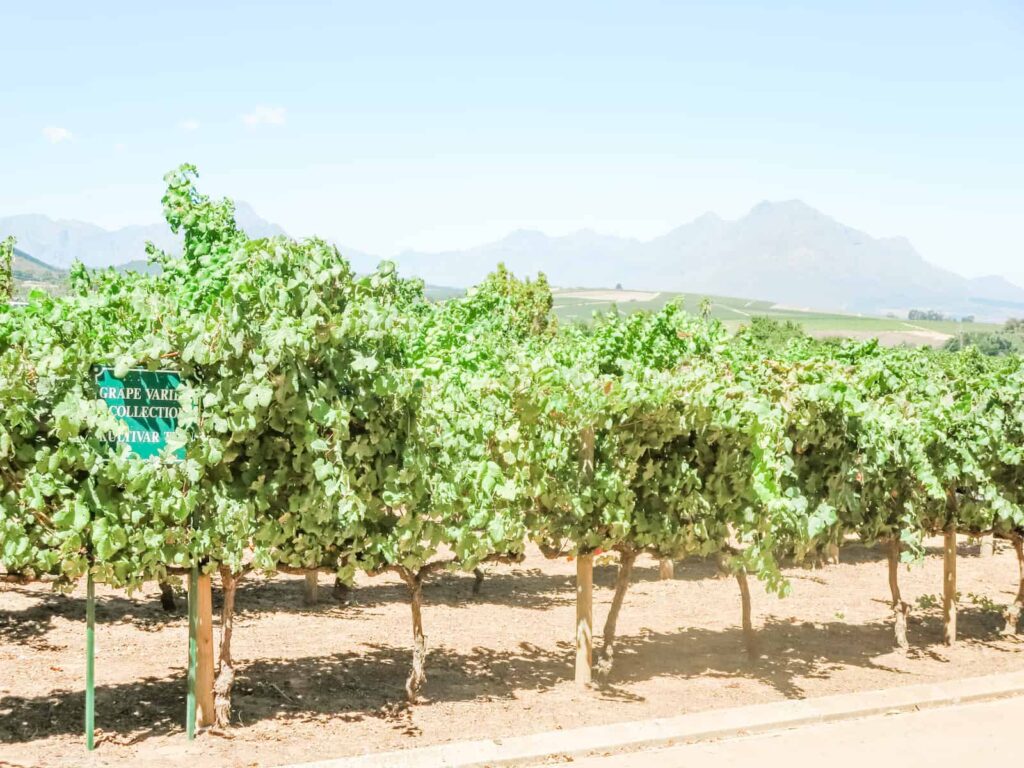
[2,202,285,272]
[388,201,1024,320]
[4,200,1023,321]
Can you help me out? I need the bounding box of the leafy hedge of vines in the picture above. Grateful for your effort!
[3,165,1023,597]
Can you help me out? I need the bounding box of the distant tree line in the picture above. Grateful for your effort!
[740,314,1024,358]
[944,317,1024,356]
[735,316,807,349]
[908,309,975,323]
[908,308,947,321]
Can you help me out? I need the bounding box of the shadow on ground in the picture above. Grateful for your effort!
[0,557,722,644]
[1,537,1014,642]
[1,601,1013,745]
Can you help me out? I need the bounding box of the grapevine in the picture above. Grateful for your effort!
[3,166,1024,733]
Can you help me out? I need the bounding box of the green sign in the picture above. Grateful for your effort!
[95,367,183,459]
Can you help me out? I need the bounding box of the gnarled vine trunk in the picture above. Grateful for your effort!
[658,559,674,580]
[717,551,758,657]
[333,576,351,603]
[735,568,758,658]
[887,539,910,650]
[596,549,635,676]
[158,580,176,612]
[214,567,240,727]
[942,490,959,646]
[303,572,318,605]
[943,524,958,646]
[1003,536,1024,636]
[979,535,995,558]
[827,541,840,565]
[400,569,427,702]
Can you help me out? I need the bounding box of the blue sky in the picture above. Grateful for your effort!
[3,1,1023,282]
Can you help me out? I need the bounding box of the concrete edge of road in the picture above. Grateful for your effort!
[282,670,1024,768]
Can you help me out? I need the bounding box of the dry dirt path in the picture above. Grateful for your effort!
[556,694,1023,767]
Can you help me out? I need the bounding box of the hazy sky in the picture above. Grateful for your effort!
[3,1,1023,283]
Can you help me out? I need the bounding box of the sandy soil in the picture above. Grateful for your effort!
[2,538,1022,768]
[554,290,660,302]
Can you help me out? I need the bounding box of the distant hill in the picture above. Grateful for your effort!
[0,202,286,270]
[422,284,466,301]
[5,199,1024,321]
[390,201,1024,321]
[115,245,408,282]
[12,245,64,281]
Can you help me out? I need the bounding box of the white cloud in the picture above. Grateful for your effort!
[241,106,286,126]
[42,126,73,144]
[180,118,201,132]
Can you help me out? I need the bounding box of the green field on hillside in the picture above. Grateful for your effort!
[550,289,1001,342]
[8,263,1003,346]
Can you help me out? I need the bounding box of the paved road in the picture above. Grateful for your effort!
[554,696,1021,768]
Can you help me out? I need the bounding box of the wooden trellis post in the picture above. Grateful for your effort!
[576,427,595,686]
[187,570,216,735]
[196,574,215,727]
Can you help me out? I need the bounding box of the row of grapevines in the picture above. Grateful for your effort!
[4,166,1024,720]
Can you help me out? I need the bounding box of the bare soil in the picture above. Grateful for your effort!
[807,329,952,348]
[554,290,660,302]
[2,537,1022,768]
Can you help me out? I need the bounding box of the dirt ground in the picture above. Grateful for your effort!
[554,290,661,302]
[807,329,952,348]
[2,537,1022,768]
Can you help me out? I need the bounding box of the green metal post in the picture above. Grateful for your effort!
[85,573,95,750]
[186,565,198,739]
